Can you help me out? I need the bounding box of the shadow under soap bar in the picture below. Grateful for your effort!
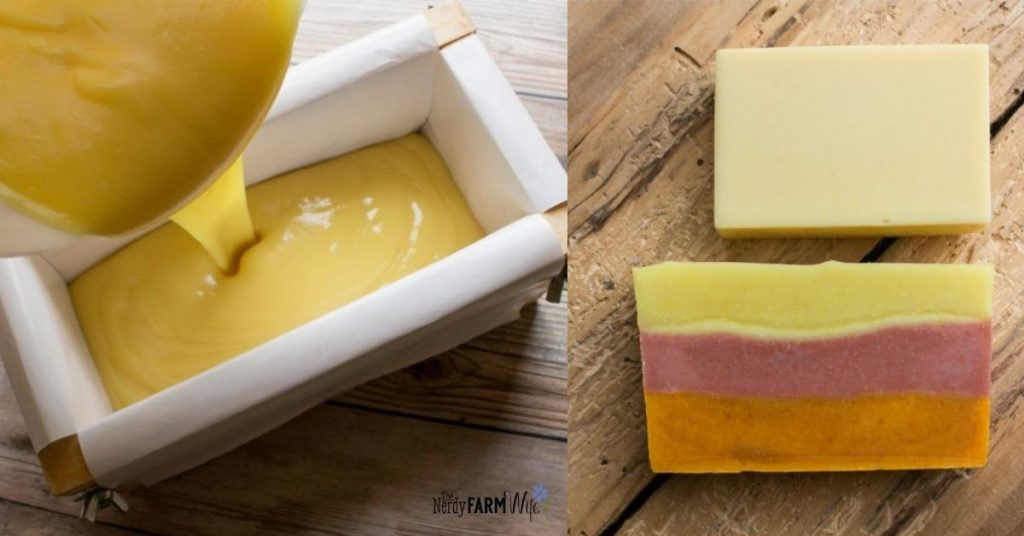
[633,261,992,472]
[714,45,990,237]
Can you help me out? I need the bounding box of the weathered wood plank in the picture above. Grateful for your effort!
[294,0,567,99]
[0,499,138,536]
[336,295,568,438]
[567,1,1024,534]
[615,69,1024,536]
[522,94,567,158]
[0,364,566,536]
[568,1,703,151]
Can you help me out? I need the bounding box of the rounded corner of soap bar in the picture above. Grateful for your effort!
[965,42,990,57]
[977,263,996,277]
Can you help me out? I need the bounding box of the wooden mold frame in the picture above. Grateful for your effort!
[37,0,564,498]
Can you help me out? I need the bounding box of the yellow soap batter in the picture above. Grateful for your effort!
[171,157,257,273]
[0,0,298,235]
[71,134,484,409]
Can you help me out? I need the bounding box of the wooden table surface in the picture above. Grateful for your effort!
[0,2,567,535]
[568,1,1024,535]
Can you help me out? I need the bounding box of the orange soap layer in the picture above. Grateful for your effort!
[645,392,989,473]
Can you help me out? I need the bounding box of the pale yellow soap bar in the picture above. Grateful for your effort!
[714,45,990,238]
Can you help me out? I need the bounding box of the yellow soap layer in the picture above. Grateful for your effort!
[633,262,992,334]
[0,1,299,234]
[644,392,989,472]
[71,134,484,409]
[714,45,990,237]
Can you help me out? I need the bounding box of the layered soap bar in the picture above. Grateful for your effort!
[633,261,993,473]
[714,45,990,237]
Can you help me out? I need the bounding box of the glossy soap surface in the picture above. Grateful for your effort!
[0,1,298,234]
[633,261,993,472]
[71,134,485,409]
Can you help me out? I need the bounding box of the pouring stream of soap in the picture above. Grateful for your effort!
[171,158,258,273]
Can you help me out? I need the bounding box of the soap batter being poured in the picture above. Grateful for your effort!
[71,134,485,409]
[0,0,299,267]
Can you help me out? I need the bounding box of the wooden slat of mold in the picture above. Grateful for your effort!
[567,0,1024,534]
[37,435,94,497]
[426,1,476,47]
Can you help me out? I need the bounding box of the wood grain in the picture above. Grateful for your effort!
[567,1,1024,534]
[292,0,568,160]
[425,1,475,47]
[0,499,137,536]
[294,0,567,99]
[569,2,700,150]
[337,294,568,439]
[523,95,568,158]
[0,374,567,536]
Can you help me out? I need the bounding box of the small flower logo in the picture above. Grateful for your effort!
[532,483,550,512]
[531,484,549,502]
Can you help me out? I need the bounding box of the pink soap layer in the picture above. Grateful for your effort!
[640,322,990,397]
